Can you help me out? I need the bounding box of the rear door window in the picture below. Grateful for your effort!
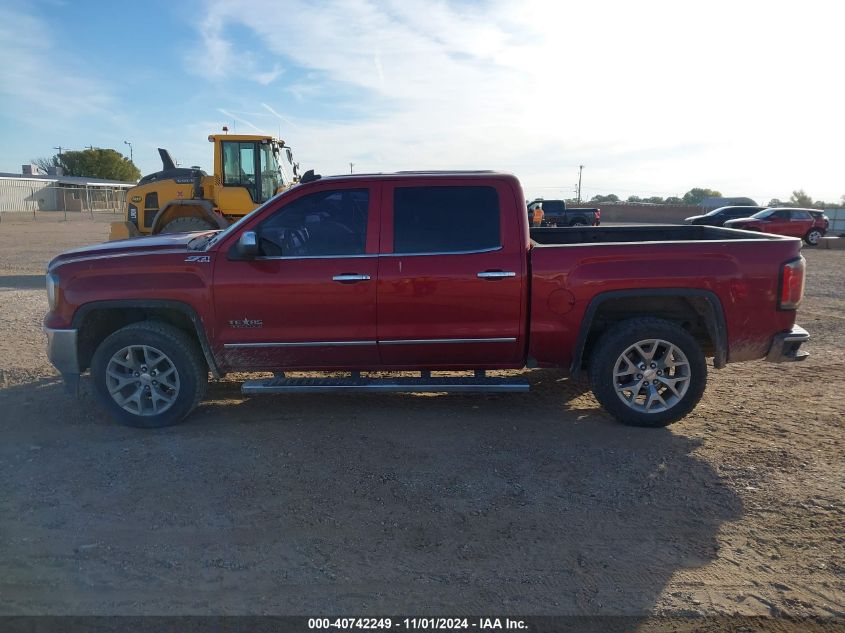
[393,186,500,254]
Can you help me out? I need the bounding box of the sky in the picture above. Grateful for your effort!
[0,0,843,204]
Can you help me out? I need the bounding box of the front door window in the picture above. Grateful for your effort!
[257,189,370,257]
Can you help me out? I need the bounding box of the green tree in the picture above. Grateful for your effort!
[682,187,722,205]
[664,196,683,204]
[56,148,140,182]
[789,189,813,207]
[626,195,642,203]
[767,198,783,207]
[590,194,620,203]
[644,196,665,204]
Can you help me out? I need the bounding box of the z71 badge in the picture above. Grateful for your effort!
[229,318,263,329]
[185,255,211,263]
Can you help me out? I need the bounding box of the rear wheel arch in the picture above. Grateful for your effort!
[72,300,220,378]
[570,289,727,378]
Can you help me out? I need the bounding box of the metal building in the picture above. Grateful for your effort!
[0,170,135,215]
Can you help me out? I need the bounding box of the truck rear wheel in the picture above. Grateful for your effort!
[588,317,707,427]
[90,321,208,428]
[161,216,216,234]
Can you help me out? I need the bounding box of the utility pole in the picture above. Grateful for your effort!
[52,146,65,157]
[123,140,133,162]
[577,165,584,204]
[350,162,354,174]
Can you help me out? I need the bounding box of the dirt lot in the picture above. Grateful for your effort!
[0,212,843,619]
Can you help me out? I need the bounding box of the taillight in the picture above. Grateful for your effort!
[595,208,601,220]
[779,257,805,310]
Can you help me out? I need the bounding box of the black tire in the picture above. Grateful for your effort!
[90,321,208,428]
[569,218,588,227]
[588,317,707,427]
[160,216,216,234]
[804,228,823,247]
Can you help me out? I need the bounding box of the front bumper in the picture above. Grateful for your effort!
[44,327,80,391]
[765,324,810,363]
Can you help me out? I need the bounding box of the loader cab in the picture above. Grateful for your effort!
[211,134,296,217]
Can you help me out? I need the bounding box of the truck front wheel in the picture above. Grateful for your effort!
[588,318,707,427]
[90,321,208,428]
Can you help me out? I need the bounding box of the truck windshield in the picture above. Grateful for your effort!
[202,189,287,250]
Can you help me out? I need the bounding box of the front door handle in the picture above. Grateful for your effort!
[333,273,371,283]
[477,270,516,279]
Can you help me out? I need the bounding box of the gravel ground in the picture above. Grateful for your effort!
[0,213,842,619]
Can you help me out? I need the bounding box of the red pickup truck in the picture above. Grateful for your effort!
[44,171,810,429]
[724,207,829,246]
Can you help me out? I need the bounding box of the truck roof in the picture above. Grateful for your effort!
[315,170,515,182]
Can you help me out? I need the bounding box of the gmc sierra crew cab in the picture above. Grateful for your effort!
[44,171,810,429]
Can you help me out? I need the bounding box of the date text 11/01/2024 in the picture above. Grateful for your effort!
[308,618,528,630]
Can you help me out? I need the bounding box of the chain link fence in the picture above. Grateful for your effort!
[0,180,128,222]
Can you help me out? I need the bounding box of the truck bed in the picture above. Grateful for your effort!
[527,223,803,371]
[530,224,790,245]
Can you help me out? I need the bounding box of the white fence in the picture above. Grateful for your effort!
[825,209,845,235]
[0,179,127,218]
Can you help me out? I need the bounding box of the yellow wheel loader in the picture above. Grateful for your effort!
[109,133,298,240]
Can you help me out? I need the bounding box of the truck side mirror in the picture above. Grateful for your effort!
[237,231,259,258]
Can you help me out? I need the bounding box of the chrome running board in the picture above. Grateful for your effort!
[241,373,529,394]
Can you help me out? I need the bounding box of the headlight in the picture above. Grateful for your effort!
[46,272,59,311]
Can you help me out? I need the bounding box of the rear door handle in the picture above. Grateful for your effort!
[333,273,371,283]
[477,270,516,279]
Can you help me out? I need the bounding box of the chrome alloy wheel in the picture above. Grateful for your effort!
[105,345,180,416]
[613,338,691,413]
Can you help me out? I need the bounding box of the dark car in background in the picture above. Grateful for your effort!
[724,207,829,246]
[527,199,600,227]
[685,205,767,227]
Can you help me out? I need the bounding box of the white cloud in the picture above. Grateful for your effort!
[0,5,115,124]
[193,0,845,201]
